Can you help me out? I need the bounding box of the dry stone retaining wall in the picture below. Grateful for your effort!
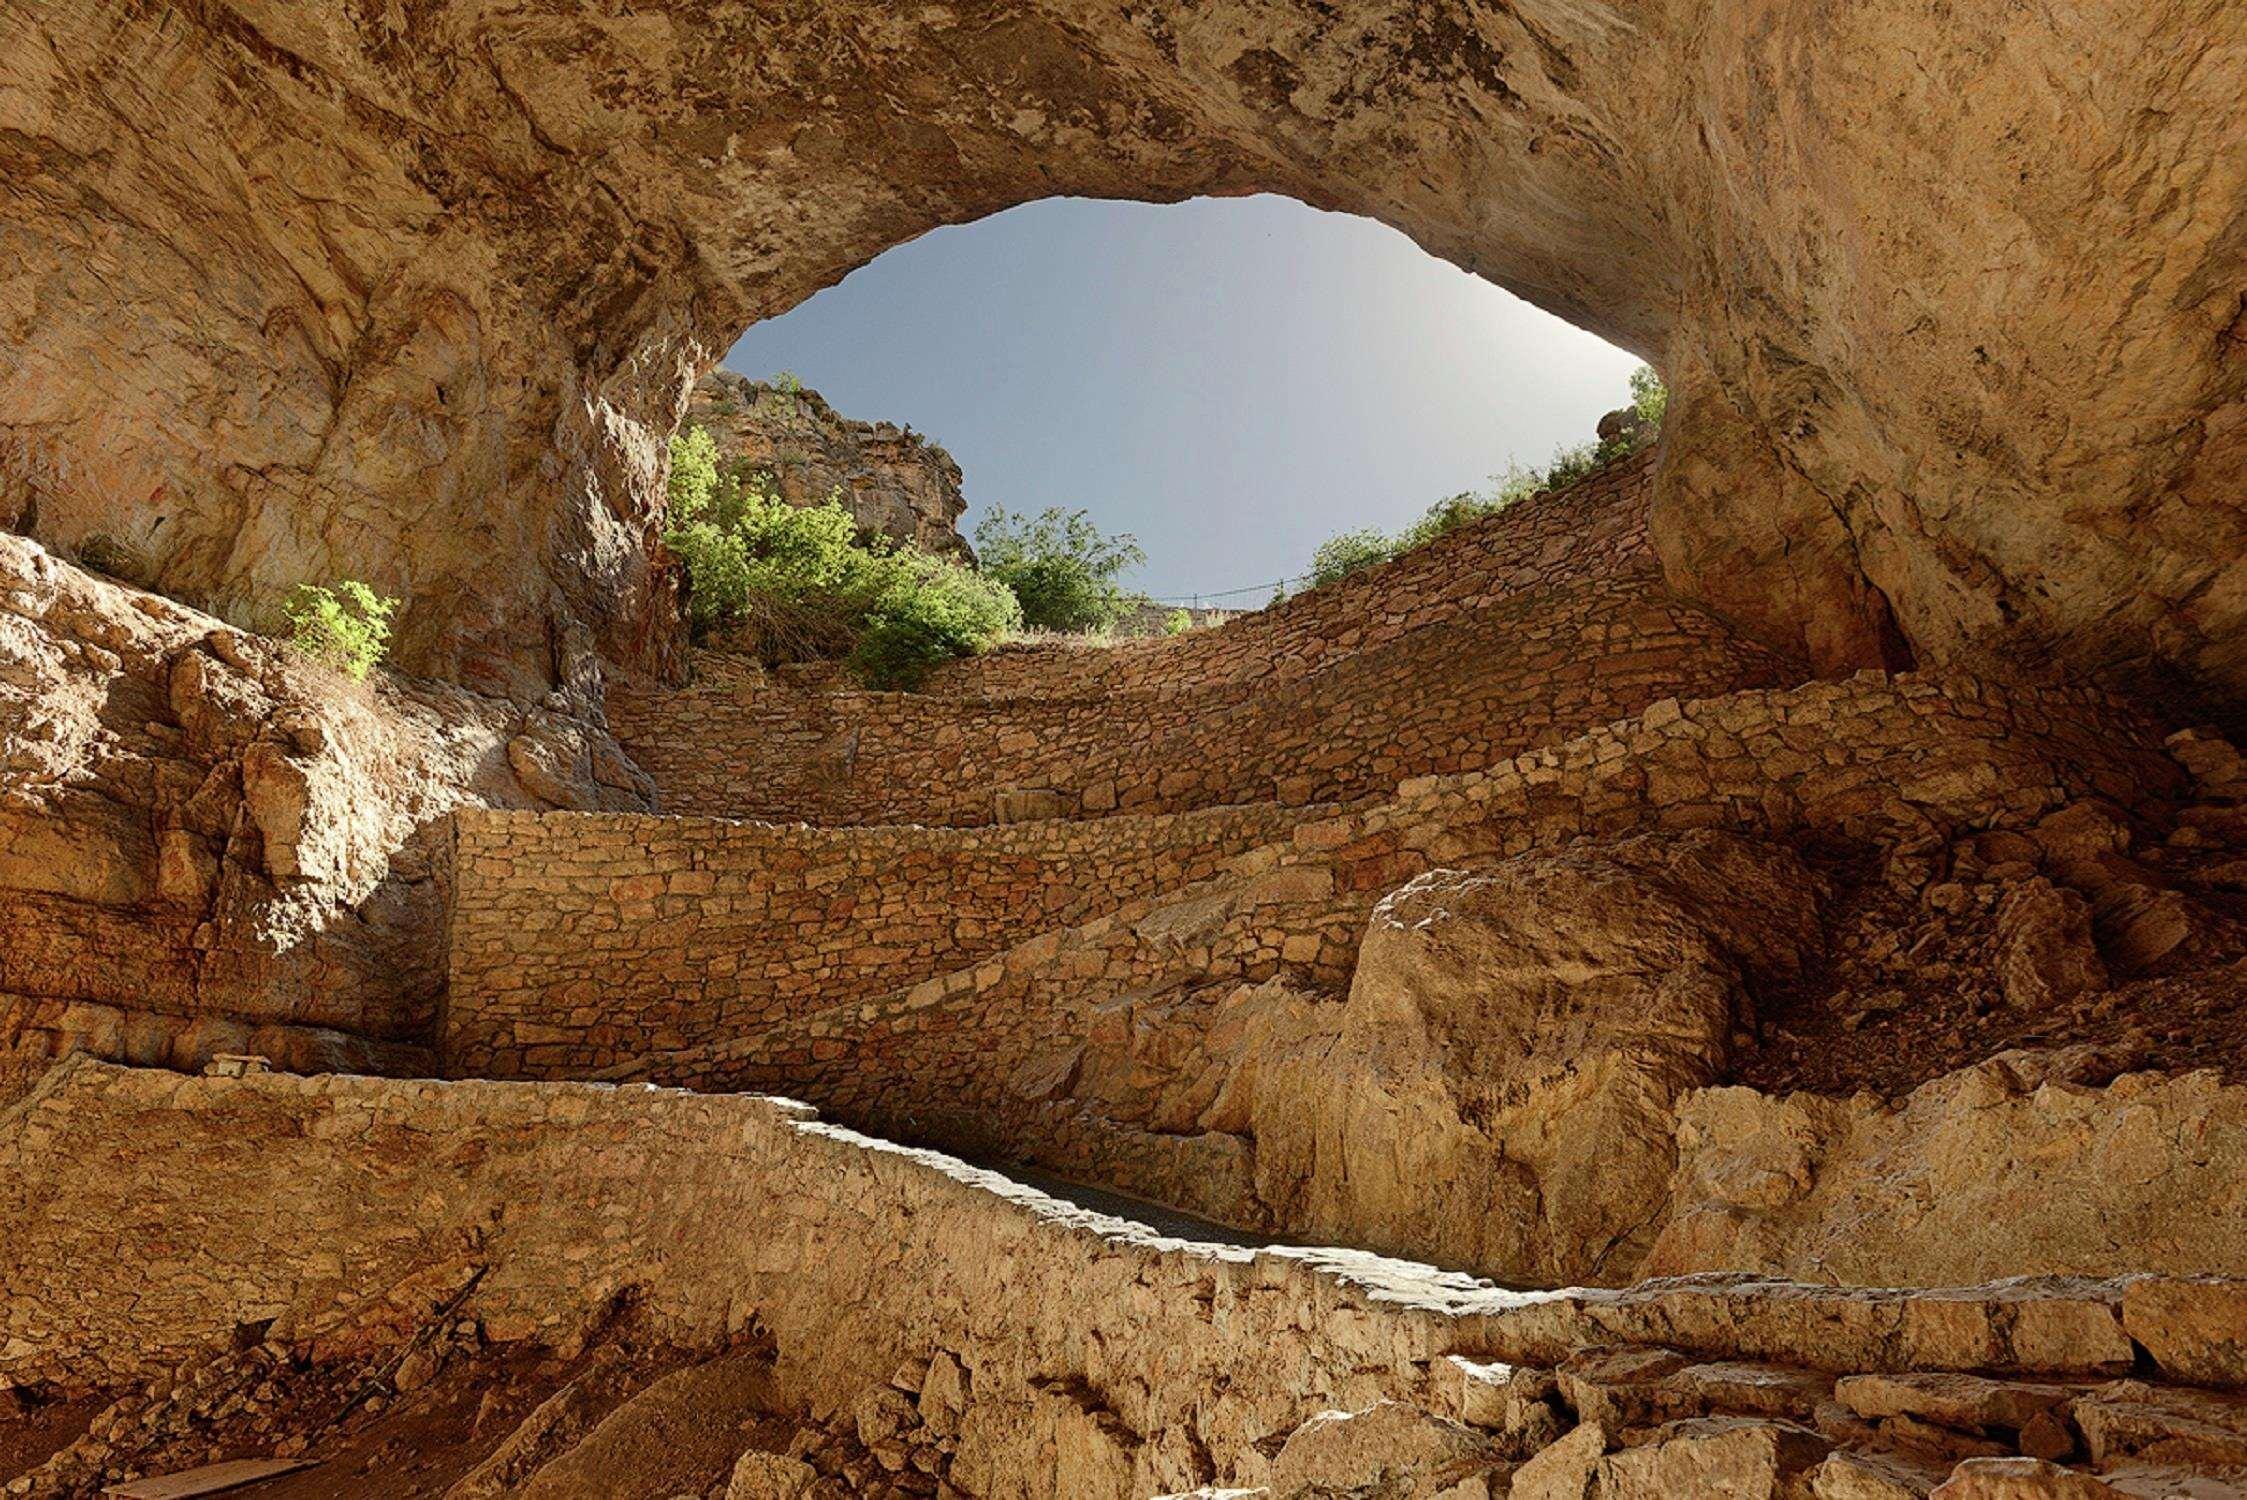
[4,1060,2244,1497]
[453,670,2178,1102]
[441,799,1317,1077]
[612,452,1804,826]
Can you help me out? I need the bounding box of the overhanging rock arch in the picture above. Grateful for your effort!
[1,1,2240,710]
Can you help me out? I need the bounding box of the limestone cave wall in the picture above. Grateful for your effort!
[2,3,2240,715]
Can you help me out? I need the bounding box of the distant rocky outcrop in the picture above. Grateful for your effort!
[687,371,971,560]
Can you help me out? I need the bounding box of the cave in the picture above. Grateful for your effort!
[4,3,2240,709]
[5,4,2247,1496]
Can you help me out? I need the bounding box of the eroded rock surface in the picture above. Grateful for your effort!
[6,1060,2247,1498]
[1237,830,1822,1284]
[0,535,651,1085]
[2,3,2241,710]
[687,371,971,559]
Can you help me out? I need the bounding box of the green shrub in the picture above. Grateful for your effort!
[1164,608,1193,636]
[849,553,1022,690]
[973,506,1145,634]
[1398,492,1502,552]
[282,580,398,680]
[1308,528,1397,588]
[665,425,1019,687]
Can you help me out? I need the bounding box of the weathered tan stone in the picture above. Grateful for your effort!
[2122,1279,2247,1389]
[688,372,970,561]
[1593,1417,1831,1498]
[1835,1374,2080,1435]
[1510,1421,1609,1500]
[5,0,2241,718]
[1268,1401,1506,1498]
[1929,1457,2129,1498]
[725,1451,820,1498]
[1994,880,2108,1011]
[1651,1061,2247,1285]
[1809,1450,1944,1499]
[2071,1382,2247,1474]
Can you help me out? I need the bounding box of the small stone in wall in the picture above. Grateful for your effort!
[994,788,1067,824]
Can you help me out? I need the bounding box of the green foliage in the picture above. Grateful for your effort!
[848,554,1023,689]
[1308,527,1397,588]
[1398,492,1503,552]
[283,580,398,681]
[665,425,1019,688]
[1629,364,1669,427]
[766,370,804,419]
[1299,366,1671,595]
[973,506,1146,634]
[1164,608,1193,636]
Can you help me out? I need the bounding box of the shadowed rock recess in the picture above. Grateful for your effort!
[6,3,2247,1496]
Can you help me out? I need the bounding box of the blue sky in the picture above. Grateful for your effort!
[724,194,1641,605]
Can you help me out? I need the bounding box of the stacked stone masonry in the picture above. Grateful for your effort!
[455,669,2177,1099]
[611,451,1805,826]
[442,799,1320,1077]
[8,1059,2247,1499]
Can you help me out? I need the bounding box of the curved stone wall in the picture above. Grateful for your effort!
[441,798,1320,1078]
[611,454,1803,825]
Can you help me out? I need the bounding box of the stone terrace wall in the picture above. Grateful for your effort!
[441,799,1316,1077]
[612,451,1806,826]
[11,1059,2225,1500]
[465,671,2181,1108]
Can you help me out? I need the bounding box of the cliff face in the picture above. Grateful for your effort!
[686,371,971,559]
[0,3,2240,714]
[0,532,652,1089]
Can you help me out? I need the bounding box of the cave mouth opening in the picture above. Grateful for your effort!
[687,192,1656,638]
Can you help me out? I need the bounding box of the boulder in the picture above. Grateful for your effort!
[1593,1417,1831,1498]
[1247,830,1821,1285]
[1511,1421,1609,1500]
[1994,880,2108,1010]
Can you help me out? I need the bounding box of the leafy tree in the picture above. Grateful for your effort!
[1629,364,1669,426]
[283,580,398,681]
[973,506,1145,634]
[849,552,1023,689]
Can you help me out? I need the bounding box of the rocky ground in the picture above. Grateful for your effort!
[6,1059,2247,1498]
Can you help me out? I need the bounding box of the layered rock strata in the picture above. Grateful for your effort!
[2,4,2240,714]
[686,371,972,559]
